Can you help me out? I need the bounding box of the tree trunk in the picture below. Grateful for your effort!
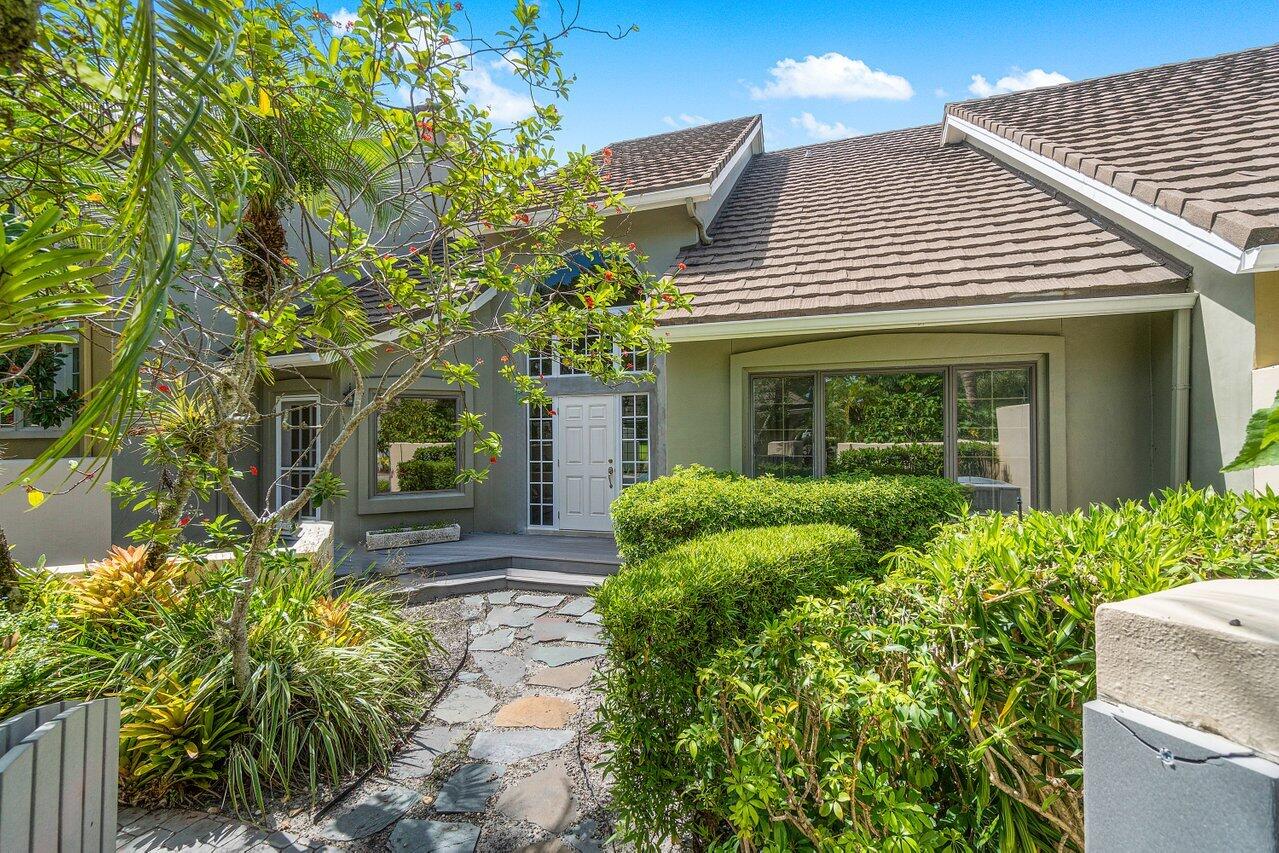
[229,520,276,691]
[0,524,22,611]
[143,464,197,574]
[238,201,285,308]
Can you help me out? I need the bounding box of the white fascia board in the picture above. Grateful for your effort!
[266,286,498,368]
[943,114,1279,275]
[661,292,1199,342]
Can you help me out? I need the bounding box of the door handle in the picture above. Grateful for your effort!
[608,465,614,489]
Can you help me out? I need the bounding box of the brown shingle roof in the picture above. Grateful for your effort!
[668,124,1189,324]
[590,115,761,198]
[946,43,1279,251]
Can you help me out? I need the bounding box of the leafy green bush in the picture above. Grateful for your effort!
[610,464,966,562]
[686,486,1279,851]
[0,550,435,809]
[594,524,871,849]
[683,585,972,851]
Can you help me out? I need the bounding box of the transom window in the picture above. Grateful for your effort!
[749,365,1036,510]
[374,395,461,495]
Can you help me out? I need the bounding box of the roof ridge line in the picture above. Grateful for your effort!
[592,114,762,154]
[945,41,1279,113]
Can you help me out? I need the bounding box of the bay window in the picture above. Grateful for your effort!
[750,364,1036,509]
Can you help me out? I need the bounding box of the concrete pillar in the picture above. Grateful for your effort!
[1086,579,1279,852]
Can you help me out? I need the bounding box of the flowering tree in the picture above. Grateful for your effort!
[11,0,687,687]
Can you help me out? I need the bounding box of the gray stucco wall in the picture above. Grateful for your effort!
[663,313,1177,511]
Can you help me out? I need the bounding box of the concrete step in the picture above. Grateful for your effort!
[392,567,605,603]
[391,554,619,578]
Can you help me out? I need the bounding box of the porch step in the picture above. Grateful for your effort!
[388,554,619,578]
[392,568,602,603]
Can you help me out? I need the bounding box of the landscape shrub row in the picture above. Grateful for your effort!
[681,486,1279,851]
[594,523,872,847]
[609,464,967,562]
[0,547,434,809]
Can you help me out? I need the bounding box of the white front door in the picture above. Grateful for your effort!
[555,395,617,531]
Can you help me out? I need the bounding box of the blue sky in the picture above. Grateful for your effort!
[331,0,1279,154]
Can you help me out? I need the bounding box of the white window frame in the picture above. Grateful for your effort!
[275,394,322,521]
[526,402,556,528]
[619,392,651,490]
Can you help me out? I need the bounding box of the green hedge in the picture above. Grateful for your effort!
[610,464,966,562]
[594,524,871,849]
[684,486,1279,851]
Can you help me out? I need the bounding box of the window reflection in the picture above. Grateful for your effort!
[751,375,814,478]
[824,372,944,476]
[956,368,1033,512]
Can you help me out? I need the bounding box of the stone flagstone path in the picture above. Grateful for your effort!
[116,591,612,852]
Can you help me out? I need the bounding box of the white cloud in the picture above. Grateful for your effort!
[330,7,358,32]
[790,112,858,142]
[968,68,1070,98]
[395,33,536,123]
[662,113,709,128]
[933,87,949,99]
[750,52,913,101]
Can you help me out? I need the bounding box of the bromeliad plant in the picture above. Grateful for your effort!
[2,548,435,810]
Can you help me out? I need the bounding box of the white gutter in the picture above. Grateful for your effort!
[266,286,498,368]
[942,114,1279,275]
[661,291,1199,342]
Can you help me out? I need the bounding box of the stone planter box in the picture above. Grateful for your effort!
[366,523,461,551]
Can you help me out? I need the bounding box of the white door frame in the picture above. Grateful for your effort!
[554,394,619,532]
[275,393,322,520]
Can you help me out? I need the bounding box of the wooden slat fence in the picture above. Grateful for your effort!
[0,698,119,852]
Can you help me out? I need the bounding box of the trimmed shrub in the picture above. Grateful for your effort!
[827,440,999,477]
[686,486,1279,851]
[594,523,871,849]
[610,464,966,562]
[0,550,436,809]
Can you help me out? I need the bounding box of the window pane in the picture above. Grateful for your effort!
[278,398,321,519]
[751,375,814,478]
[620,393,651,489]
[956,367,1033,511]
[824,372,944,477]
[376,397,459,494]
[528,404,555,525]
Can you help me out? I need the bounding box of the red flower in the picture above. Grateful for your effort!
[409,245,418,254]
[249,465,259,476]
[440,34,450,44]
[676,261,687,271]
[156,383,171,394]
[454,2,462,9]
[584,296,595,309]
[548,408,557,416]
[602,146,613,160]
[500,354,510,363]
[627,242,636,251]
[489,455,497,464]
[662,293,675,304]
[602,271,614,281]
[179,516,190,527]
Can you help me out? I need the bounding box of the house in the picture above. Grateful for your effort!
[5,42,1278,567]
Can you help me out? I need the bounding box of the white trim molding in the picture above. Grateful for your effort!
[943,114,1279,275]
[661,292,1199,343]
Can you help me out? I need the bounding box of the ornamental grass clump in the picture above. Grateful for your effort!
[609,465,966,562]
[0,549,435,810]
[594,523,871,850]
[685,486,1279,852]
